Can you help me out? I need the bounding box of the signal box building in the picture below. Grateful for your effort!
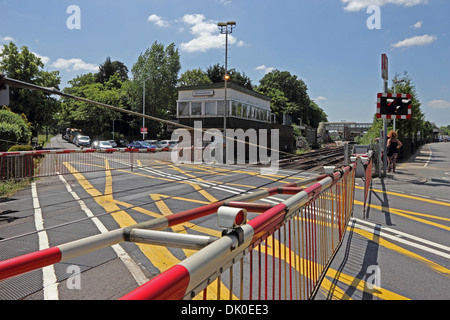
[176,82,294,152]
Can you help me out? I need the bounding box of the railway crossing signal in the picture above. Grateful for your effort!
[377,93,412,119]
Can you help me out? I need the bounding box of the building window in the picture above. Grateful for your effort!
[217,101,225,115]
[178,102,189,116]
[191,102,202,116]
[205,101,217,116]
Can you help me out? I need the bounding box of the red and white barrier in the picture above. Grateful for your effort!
[120,164,356,300]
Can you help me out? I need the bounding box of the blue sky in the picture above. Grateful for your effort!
[1,0,449,127]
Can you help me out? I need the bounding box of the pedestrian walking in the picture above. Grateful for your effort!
[387,130,402,172]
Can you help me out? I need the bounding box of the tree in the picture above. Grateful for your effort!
[178,68,212,86]
[360,72,432,144]
[60,73,126,139]
[128,41,181,138]
[206,64,253,89]
[257,70,327,127]
[96,56,129,84]
[390,72,425,140]
[0,42,61,136]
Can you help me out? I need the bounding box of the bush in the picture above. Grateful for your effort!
[7,145,34,152]
[0,107,32,151]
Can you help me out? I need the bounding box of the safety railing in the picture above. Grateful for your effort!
[121,163,356,300]
[0,148,164,181]
[0,163,356,300]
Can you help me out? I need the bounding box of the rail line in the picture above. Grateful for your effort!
[278,146,345,171]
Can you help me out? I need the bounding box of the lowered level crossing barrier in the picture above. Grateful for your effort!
[120,164,356,300]
[0,163,356,300]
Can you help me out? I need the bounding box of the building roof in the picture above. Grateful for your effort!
[177,82,272,102]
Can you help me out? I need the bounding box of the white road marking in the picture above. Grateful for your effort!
[424,146,432,167]
[31,182,59,300]
[58,174,148,286]
[352,218,450,259]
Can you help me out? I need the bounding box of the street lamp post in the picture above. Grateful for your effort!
[142,77,150,140]
[218,21,236,135]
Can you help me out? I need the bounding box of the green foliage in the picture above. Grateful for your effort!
[0,107,32,151]
[178,68,212,86]
[361,72,434,144]
[0,42,61,135]
[60,73,126,139]
[257,70,327,128]
[206,64,253,89]
[7,145,34,151]
[128,41,181,139]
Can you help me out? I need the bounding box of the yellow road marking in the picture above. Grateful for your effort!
[354,200,450,231]
[352,227,450,276]
[356,185,450,207]
[64,162,182,274]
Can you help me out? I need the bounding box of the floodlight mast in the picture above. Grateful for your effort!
[218,21,236,135]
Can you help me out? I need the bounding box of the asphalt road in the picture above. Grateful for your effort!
[0,137,448,300]
[315,141,450,300]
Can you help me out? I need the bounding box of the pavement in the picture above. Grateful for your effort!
[315,142,450,300]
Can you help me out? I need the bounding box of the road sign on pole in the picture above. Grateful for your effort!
[377,93,412,119]
[381,54,388,81]
[141,127,148,134]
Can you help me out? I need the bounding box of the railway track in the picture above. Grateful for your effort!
[278,146,345,172]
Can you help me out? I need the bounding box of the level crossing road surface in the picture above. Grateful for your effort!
[315,141,450,300]
[0,136,449,300]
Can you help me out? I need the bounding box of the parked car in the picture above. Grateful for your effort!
[158,140,178,151]
[127,141,156,151]
[97,141,114,151]
[91,141,99,149]
[75,135,91,147]
[108,140,117,148]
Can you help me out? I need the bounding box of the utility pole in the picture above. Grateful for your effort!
[218,21,236,135]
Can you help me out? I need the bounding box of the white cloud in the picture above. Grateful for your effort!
[315,96,328,102]
[341,0,428,12]
[427,100,450,109]
[32,52,50,65]
[147,14,170,28]
[216,0,232,5]
[255,65,275,74]
[411,21,423,29]
[0,35,15,42]
[391,34,437,48]
[180,14,242,53]
[51,58,98,72]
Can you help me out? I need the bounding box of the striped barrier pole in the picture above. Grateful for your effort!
[120,164,356,300]
[0,174,326,282]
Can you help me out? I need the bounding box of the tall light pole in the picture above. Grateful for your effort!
[142,77,150,140]
[218,21,236,135]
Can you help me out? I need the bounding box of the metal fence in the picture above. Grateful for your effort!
[121,163,356,300]
[0,161,356,300]
[0,148,160,181]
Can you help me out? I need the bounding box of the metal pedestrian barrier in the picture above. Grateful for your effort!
[121,163,356,300]
[0,163,356,300]
[0,148,161,181]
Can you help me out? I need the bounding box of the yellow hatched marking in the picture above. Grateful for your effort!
[64,161,182,273]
